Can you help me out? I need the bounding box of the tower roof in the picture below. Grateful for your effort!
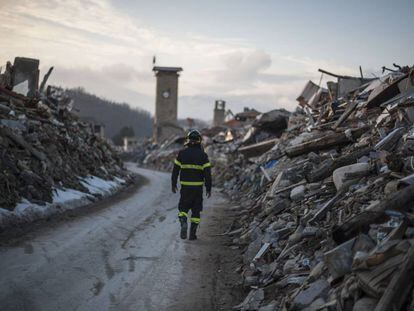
[153,66,183,73]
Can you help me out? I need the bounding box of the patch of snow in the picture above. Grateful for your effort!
[14,198,47,214]
[0,208,12,215]
[114,177,126,184]
[53,188,86,204]
[80,175,120,195]
[14,199,52,222]
[0,208,12,223]
[0,175,126,231]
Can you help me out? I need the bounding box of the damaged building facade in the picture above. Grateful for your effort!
[213,99,226,126]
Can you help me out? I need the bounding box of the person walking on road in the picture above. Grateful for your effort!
[171,130,212,240]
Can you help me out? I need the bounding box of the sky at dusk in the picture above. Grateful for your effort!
[1,0,413,120]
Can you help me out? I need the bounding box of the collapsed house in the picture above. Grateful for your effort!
[140,63,414,310]
[0,57,131,230]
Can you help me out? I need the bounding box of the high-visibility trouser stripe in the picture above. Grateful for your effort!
[203,162,211,169]
[180,181,204,186]
[174,159,182,167]
[190,217,200,224]
[178,211,188,218]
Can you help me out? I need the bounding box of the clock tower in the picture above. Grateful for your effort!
[153,66,183,143]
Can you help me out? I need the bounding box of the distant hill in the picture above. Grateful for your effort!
[66,87,152,140]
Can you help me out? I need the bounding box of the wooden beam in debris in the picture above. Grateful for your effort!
[285,127,367,158]
[0,85,30,102]
[318,68,356,80]
[307,190,346,224]
[332,184,414,244]
[253,242,271,262]
[1,127,47,162]
[39,66,54,93]
[332,101,358,130]
[238,138,277,158]
[273,180,307,196]
[374,242,414,311]
[307,146,372,182]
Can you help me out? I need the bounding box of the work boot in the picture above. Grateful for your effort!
[189,223,198,240]
[179,216,188,239]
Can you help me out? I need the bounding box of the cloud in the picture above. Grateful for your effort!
[0,0,359,121]
[221,50,271,82]
[48,65,153,112]
[281,55,359,77]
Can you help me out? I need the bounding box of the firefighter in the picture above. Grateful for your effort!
[171,129,212,240]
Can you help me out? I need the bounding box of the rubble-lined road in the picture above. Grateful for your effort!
[0,164,237,311]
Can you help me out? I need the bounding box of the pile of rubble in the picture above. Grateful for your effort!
[214,65,414,311]
[142,64,414,310]
[135,136,185,171]
[0,57,130,230]
[137,109,290,173]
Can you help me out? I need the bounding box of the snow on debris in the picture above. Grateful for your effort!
[53,188,87,204]
[0,175,125,230]
[80,175,120,195]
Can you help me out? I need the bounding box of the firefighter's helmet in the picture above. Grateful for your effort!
[186,129,202,144]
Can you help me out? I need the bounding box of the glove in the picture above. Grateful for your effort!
[206,191,211,198]
[172,185,177,193]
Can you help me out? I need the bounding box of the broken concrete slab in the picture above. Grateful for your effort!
[258,301,278,311]
[332,162,370,191]
[292,279,329,310]
[290,184,306,202]
[374,127,406,151]
[324,234,375,280]
[252,109,290,135]
[302,298,326,311]
[352,297,378,311]
[234,289,264,311]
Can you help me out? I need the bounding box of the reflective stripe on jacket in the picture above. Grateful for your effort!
[171,145,212,191]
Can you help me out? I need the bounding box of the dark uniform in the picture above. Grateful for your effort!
[172,143,212,240]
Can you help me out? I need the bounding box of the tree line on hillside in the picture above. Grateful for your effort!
[66,87,152,144]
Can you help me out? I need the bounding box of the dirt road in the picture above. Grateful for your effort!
[0,165,242,311]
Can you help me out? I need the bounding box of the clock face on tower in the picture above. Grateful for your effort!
[162,90,170,98]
